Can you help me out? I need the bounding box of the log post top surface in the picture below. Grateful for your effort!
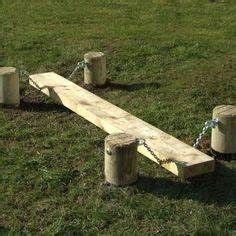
[213,105,236,117]
[105,133,137,148]
[84,51,105,60]
[0,67,17,75]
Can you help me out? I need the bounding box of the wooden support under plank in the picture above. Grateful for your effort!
[29,72,215,178]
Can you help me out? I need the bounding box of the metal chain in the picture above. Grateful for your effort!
[17,59,87,90]
[193,118,219,149]
[19,69,30,79]
[137,138,173,165]
[68,60,87,80]
[18,69,42,91]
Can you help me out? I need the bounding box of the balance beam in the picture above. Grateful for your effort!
[29,72,215,178]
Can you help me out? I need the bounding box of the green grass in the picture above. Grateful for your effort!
[0,0,236,234]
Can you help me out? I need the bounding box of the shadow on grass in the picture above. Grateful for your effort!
[19,100,69,113]
[0,226,82,235]
[55,225,83,236]
[80,81,160,93]
[107,81,160,91]
[136,161,236,206]
[0,226,27,235]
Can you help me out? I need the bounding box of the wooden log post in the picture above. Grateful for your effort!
[211,105,236,155]
[104,133,138,186]
[0,67,20,106]
[84,51,107,86]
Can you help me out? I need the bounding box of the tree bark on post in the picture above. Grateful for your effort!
[211,105,236,154]
[0,67,20,106]
[84,51,107,86]
[104,133,138,186]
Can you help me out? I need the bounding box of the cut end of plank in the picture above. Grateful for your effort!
[29,72,215,178]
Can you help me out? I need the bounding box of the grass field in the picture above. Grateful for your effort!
[0,0,236,234]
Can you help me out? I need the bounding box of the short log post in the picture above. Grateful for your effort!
[104,133,138,186]
[211,105,236,155]
[0,67,20,106]
[84,51,107,86]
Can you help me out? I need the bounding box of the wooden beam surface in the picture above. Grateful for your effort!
[29,72,215,178]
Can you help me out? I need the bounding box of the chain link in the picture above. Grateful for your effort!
[17,59,88,90]
[18,69,42,91]
[193,118,219,149]
[19,69,30,79]
[68,60,87,80]
[137,138,173,165]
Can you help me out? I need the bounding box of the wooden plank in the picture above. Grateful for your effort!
[29,72,215,178]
